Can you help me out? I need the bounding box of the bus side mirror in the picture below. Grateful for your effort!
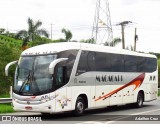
[49,58,68,74]
[5,60,18,76]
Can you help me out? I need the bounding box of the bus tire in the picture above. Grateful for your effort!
[74,97,85,116]
[135,92,144,108]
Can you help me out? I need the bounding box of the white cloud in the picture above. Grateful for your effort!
[0,0,160,52]
[109,0,160,52]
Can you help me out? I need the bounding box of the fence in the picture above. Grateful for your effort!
[0,86,12,104]
[0,98,12,103]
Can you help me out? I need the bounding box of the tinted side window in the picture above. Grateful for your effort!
[145,58,157,72]
[76,51,96,75]
[124,55,137,72]
[58,50,78,82]
[96,52,111,71]
[77,51,157,74]
[88,52,96,71]
[111,54,124,72]
[137,57,146,72]
[133,56,157,72]
[77,51,88,75]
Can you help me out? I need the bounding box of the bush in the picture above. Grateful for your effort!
[28,37,58,47]
[0,43,21,94]
[0,34,22,49]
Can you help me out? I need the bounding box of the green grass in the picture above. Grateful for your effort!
[0,94,14,113]
[0,94,10,98]
[0,103,14,113]
[158,89,160,96]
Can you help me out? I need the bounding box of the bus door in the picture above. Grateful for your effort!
[54,65,71,112]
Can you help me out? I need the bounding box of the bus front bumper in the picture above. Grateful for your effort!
[12,100,54,113]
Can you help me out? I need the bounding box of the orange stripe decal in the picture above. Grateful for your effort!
[95,73,145,101]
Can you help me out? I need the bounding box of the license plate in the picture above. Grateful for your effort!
[25,106,32,110]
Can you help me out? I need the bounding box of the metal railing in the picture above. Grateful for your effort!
[0,98,12,103]
[0,86,12,104]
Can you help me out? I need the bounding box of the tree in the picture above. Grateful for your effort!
[0,28,5,34]
[0,28,16,38]
[80,38,95,44]
[0,43,21,94]
[104,38,121,47]
[15,18,49,49]
[61,28,72,42]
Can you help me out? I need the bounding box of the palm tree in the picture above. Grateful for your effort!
[61,28,72,42]
[16,18,49,49]
[104,38,121,47]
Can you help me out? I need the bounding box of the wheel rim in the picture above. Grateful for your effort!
[77,101,84,113]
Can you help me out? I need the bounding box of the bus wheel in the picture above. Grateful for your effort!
[136,92,144,108]
[74,97,85,116]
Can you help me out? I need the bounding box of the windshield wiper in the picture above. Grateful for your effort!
[19,71,32,93]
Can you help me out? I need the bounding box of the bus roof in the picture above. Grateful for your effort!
[21,42,156,58]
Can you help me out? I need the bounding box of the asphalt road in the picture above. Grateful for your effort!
[1,98,160,124]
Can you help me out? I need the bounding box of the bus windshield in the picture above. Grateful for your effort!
[14,54,57,95]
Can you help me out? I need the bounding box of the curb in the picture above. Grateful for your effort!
[0,112,41,116]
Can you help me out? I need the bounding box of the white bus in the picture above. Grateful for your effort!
[5,42,158,115]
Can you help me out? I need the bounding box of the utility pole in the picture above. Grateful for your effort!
[121,25,125,49]
[134,28,138,51]
[51,23,53,39]
[116,21,132,49]
[91,0,113,44]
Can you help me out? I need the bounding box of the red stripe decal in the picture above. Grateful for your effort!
[95,73,145,101]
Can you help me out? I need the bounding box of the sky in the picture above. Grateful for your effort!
[0,0,160,53]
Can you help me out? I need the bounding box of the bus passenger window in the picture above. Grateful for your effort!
[137,57,146,72]
[145,58,157,72]
[77,51,96,75]
[87,52,96,71]
[95,52,111,71]
[124,55,137,72]
[111,54,124,72]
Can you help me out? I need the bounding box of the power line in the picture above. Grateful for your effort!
[50,23,53,39]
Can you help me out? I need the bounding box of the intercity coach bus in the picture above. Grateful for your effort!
[5,42,158,115]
